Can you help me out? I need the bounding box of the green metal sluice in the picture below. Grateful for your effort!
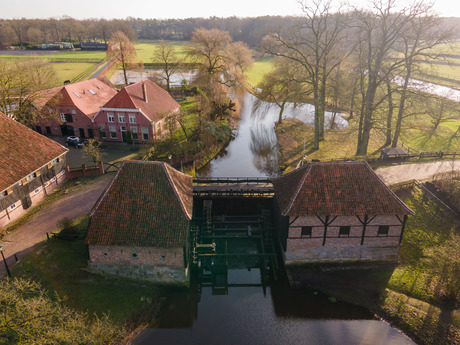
[190,210,280,294]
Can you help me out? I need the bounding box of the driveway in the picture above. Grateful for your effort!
[0,173,113,277]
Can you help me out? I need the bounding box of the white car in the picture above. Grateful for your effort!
[66,136,84,148]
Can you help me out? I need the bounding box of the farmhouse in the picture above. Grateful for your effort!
[33,79,117,138]
[0,112,68,227]
[272,161,414,264]
[85,161,193,284]
[92,79,180,143]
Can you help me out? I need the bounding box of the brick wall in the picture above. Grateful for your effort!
[88,244,188,285]
[284,215,405,263]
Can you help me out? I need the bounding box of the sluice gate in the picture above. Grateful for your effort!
[191,201,279,295]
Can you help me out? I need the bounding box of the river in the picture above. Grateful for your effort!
[133,91,415,345]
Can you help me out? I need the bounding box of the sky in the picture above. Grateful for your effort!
[1,0,459,19]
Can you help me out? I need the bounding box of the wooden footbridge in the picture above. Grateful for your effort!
[193,177,274,198]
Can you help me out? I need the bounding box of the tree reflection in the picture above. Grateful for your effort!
[249,124,280,177]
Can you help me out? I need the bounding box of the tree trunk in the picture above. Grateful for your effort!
[385,80,394,146]
[278,102,286,125]
[392,64,411,148]
[357,77,378,156]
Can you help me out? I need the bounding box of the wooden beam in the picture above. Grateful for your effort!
[399,215,408,244]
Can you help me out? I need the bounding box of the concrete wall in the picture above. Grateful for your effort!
[87,244,189,285]
[284,215,404,264]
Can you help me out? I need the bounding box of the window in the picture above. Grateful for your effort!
[118,113,125,123]
[33,171,41,178]
[301,226,312,238]
[99,125,107,139]
[88,89,97,95]
[109,125,117,139]
[378,225,389,236]
[132,253,138,258]
[73,91,81,98]
[9,203,17,211]
[141,127,149,141]
[107,113,115,123]
[131,127,138,140]
[71,109,76,114]
[61,113,72,123]
[34,188,40,194]
[47,162,53,169]
[60,113,66,122]
[339,226,350,237]
[44,181,50,187]
[61,170,65,176]
[129,114,136,124]
[51,176,56,183]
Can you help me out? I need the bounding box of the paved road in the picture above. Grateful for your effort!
[0,174,113,277]
[376,160,460,185]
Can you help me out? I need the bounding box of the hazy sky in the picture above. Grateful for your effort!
[1,0,459,19]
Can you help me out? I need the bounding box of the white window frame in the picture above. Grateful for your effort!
[51,176,57,183]
[109,125,117,139]
[61,170,65,176]
[118,113,125,123]
[141,127,149,141]
[130,127,138,140]
[34,188,41,194]
[99,125,107,138]
[71,109,76,114]
[44,181,50,187]
[107,113,115,123]
[129,114,136,124]
[60,113,66,122]
[9,203,17,211]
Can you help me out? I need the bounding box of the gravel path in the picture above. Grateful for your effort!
[0,174,113,277]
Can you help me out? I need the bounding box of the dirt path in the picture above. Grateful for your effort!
[376,160,460,185]
[0,174,113,277]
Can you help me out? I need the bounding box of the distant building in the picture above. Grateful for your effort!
[0,112,68,227]
[380,147,409,160]
[32,79,117,138]
[80,42,108,50]
[273,162,414,264]
[92,79,180,143]
[85,161,193,285]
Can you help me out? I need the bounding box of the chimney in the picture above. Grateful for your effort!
[142,83,148,103]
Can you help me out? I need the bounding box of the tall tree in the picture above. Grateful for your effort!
[107,31,138,85]
[0,57,57,125]
[262,0,347,150]
[151,40,179,93]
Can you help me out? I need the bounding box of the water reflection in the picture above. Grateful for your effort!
[133,270,415,345]
[197,92,348,178]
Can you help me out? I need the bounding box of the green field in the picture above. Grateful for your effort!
[246,57,274,87]
[135,39,188,63]
[51,62,95,84]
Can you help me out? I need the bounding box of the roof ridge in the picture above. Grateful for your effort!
[284,164,313,216]
[363,161,414,215]
[162,163,192,220]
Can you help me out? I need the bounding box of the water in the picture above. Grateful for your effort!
[133,269,414,345]
[197,92,348,178]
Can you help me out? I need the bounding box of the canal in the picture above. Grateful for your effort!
[133,91,416,345]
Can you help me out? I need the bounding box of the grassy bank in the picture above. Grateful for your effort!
[287,183,460,345]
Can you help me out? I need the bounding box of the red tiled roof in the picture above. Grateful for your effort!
[100,79,180,122]
[273,162,413,216]
[0,112,68,191]
[35,79,117,118]
[85,161,193,247]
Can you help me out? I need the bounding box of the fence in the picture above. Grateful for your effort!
[65,162,104,179]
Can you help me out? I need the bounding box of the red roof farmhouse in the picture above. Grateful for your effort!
[33,78,117,138]
[85,161,193,284]
[273,161,414,264]
[0,112,68,227]
[92,79,180,142]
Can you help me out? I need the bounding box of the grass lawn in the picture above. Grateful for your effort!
[12,216,164,325]
[135,39,188,63]
[246,57,274,86]
[51,62,95,84]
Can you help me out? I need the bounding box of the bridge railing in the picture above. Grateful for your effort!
[193,177,273,185]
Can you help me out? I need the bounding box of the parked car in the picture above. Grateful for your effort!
[66,136,84,148]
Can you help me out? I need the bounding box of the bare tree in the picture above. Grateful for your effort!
[255,57,307,124]
[107,31,138,85]
[262,0,347,150]
[152,40,179,93]
[0,58,57,125]
[425,93,459,130]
